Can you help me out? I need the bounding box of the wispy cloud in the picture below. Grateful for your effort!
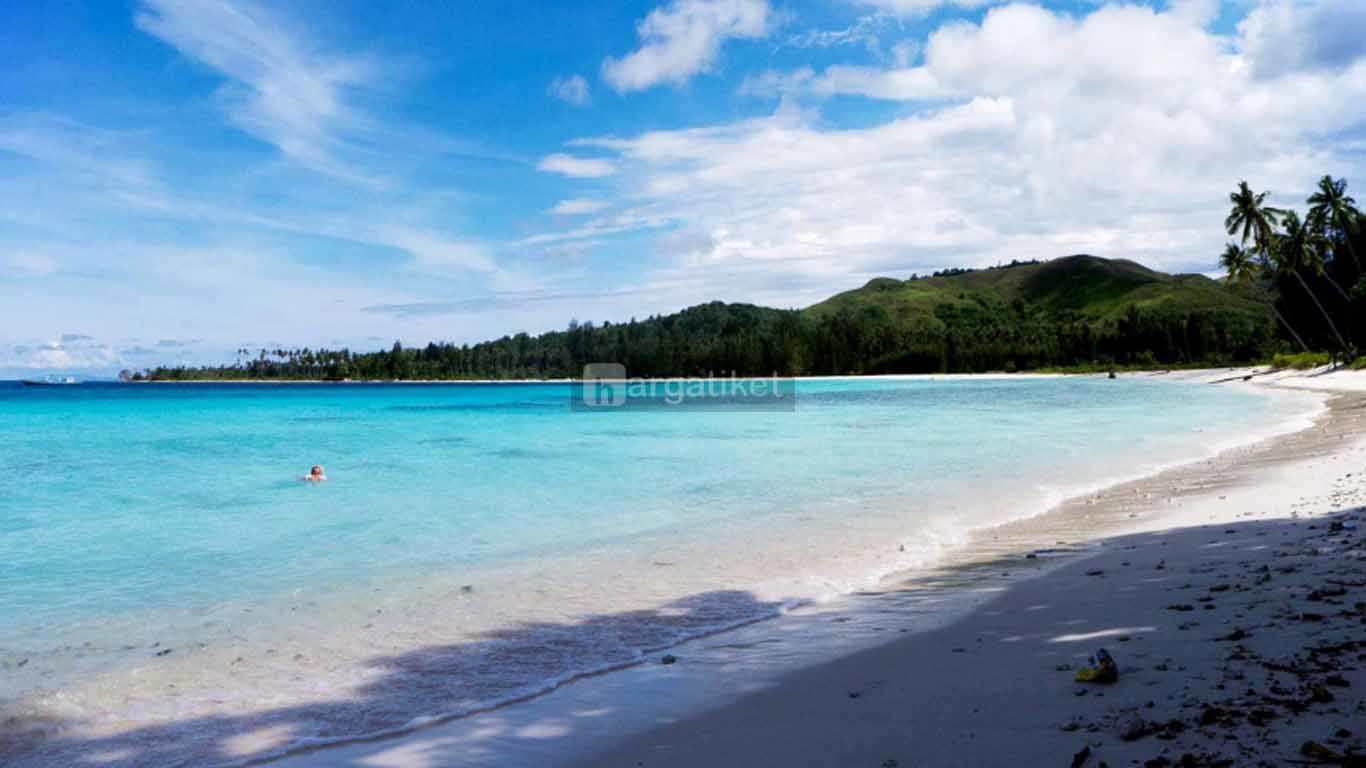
[548,74,592,106]
[1,251,60,278]
[1,337,122,371]
[602,0,771,92]
[135,0,384,183]
[854,0,999,17]
[782,13,894,55]
[377,226,496,272]
[549,198,610,215]
[0,113,161,193]
[361,286,646,318]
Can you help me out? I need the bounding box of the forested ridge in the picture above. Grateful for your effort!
[143,254,1286,380]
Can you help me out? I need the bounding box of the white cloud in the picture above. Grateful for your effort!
[537,153,618,178]
[531,1,1366,307]
[550,198,610,215]
[136,0,382,183]
[548,74,592,106]
[602,0,770,92]
[1238,0,1366,77]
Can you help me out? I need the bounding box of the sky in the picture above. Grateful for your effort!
[2,0,1365,375]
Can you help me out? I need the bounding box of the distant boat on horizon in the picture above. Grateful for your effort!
[20,375,80,386]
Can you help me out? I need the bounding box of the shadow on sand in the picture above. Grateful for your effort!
[2,589,785,768]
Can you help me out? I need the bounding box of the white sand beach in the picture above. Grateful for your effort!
[263,367,1366,768]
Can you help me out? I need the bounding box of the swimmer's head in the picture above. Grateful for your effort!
[310,465,324,477]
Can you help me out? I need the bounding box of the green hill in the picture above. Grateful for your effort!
[809,255,1256,323]
[794,255,1271,373]
[146,255,1277,380]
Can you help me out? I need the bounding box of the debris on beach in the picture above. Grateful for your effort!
[1075,649,1119,684]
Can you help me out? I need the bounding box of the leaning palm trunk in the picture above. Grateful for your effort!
[1322,271,1352,303]
[1247,276,1311,354]
[1270,303,1311,353]
[1337,215,1361,274]
[1291,270,1351,352]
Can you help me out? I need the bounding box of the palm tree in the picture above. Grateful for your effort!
[1307,175,1361,273]
[1220,243,1309,353]
[1306,208,1352,302]
[1219,242,1259,285]
[1274,211,1350,353]
[1226,181,1284,257]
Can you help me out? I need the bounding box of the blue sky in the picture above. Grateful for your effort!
[2,0,1365,375]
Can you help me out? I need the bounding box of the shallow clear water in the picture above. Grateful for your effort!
[0,377,1316,766]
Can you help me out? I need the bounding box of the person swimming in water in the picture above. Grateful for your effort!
[304,464,327,482]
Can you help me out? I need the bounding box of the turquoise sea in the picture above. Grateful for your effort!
[0,377,1317,766]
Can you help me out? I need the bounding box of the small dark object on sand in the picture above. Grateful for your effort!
[1086,569,1104,576]
[1199,706,1227,726]
[1301,740,1344,761]
[1071,745,1092,767]
[660,654,677,665]
[155,648,173,657]
[1308,586,1347,601]
[1075,648,1118,683]
[1119,716,1149,741]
